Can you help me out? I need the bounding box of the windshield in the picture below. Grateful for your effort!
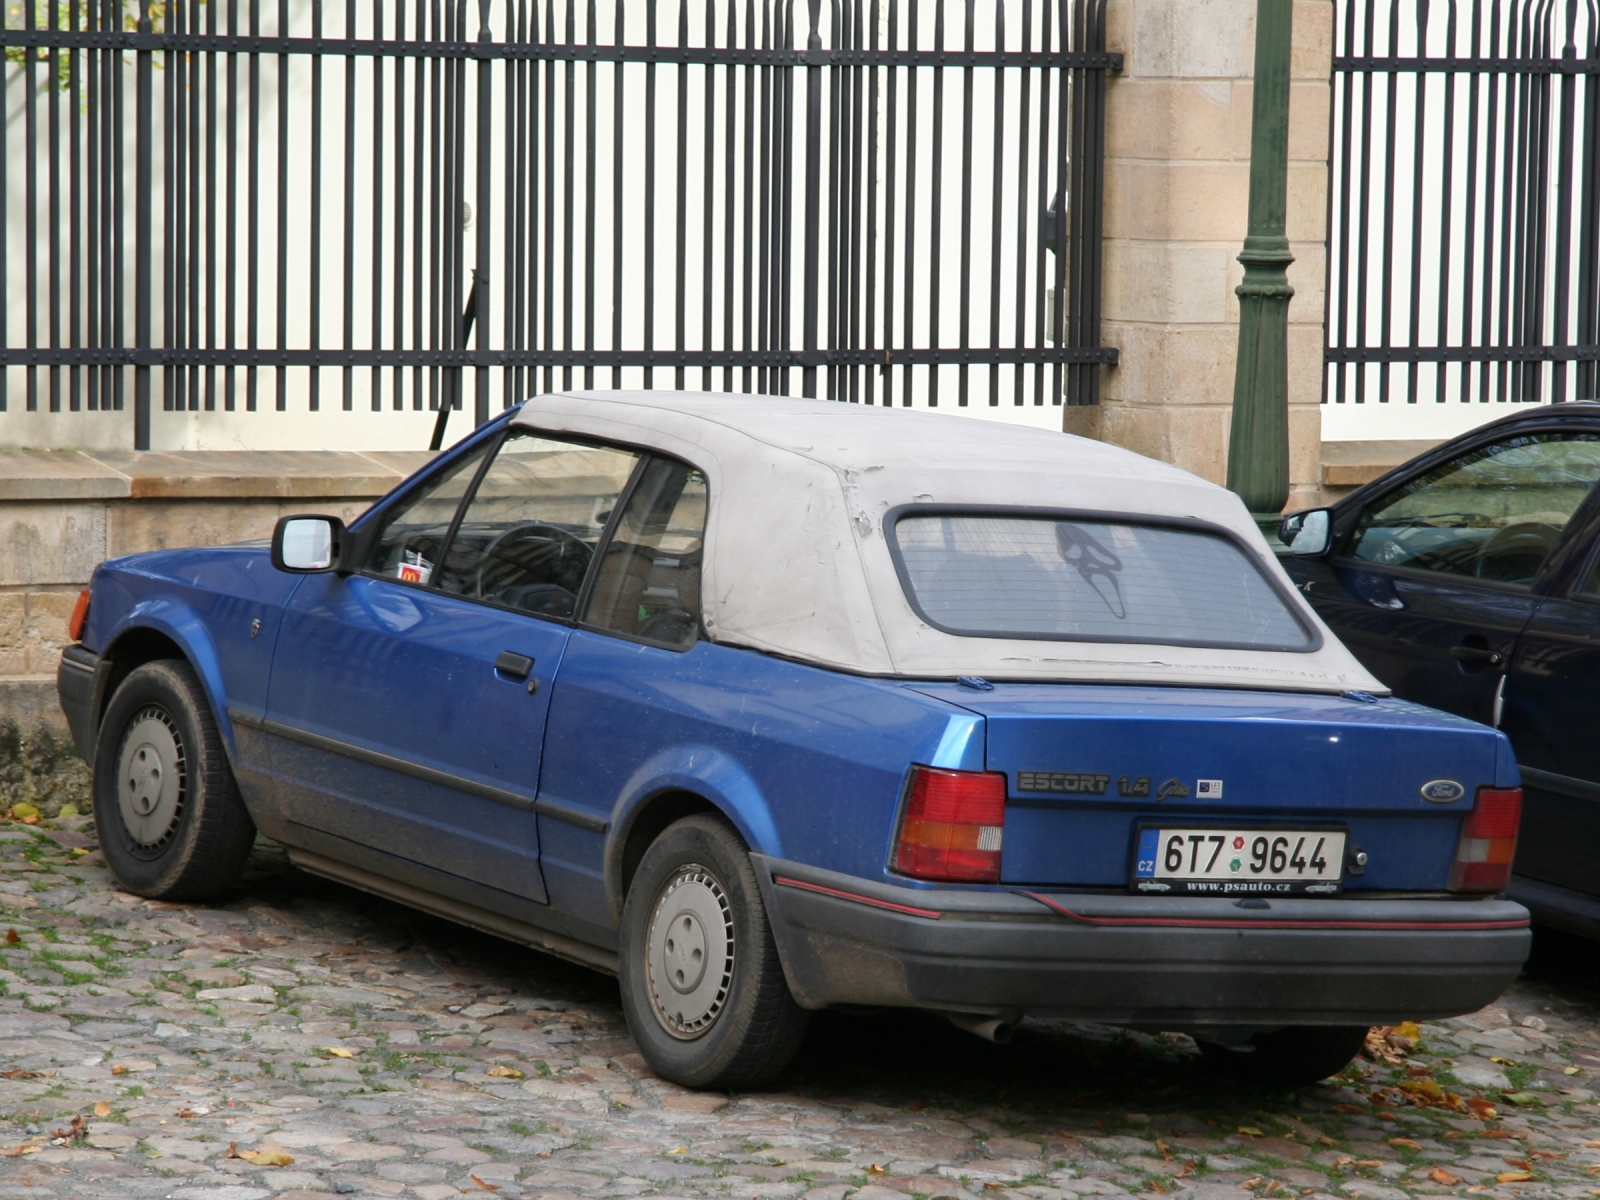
[890,513,1314,652]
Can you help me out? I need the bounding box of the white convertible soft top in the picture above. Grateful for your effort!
[509,391,1386,694]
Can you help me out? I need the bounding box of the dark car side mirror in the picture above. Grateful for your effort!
[1279,508,1333,557]
[271,515,350,574]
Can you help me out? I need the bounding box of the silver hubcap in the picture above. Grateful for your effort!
[117,708,185,847]
[646,866,733,1040]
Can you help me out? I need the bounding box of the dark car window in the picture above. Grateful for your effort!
[582,457,708,648]
[890,514,1313,651]
[1345,432,1600,587]
[432,431,643,617]
[1576,549,1600,602]
[365,440,495,585]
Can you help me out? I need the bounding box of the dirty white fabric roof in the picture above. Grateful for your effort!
[509,391,1386,694]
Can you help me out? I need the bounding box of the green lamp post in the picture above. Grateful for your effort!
[1226,0,1295,543]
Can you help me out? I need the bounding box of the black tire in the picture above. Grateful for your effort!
[92,659,256,901]
[618,814,809,1089]
[1198,1025,1369,1086]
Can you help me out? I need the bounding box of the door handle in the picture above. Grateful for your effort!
[1449,644,1505,667]
[493,651,534,679]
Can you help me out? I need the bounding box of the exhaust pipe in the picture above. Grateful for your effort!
[943,1010,1022,1044]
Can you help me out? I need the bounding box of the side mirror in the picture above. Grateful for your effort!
[1279,508,1333,557]
[271,515,349,573]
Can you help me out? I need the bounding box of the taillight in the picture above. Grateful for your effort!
[1449,786,1522,893]
[67,589,90,643]
[894,766,1007,882]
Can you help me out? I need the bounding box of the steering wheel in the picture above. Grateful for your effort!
[1473,521,1561,585]
[474,523,593,611]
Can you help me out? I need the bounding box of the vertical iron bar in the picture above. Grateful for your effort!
[477,0,493,425]
[802,0,823,396]
[134,0,153,446]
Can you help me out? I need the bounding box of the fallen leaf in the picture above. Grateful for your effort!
[1587,1165,1600,1176]
[10,803,39,823]
[1444,1130,1468,1139]
[1529,1150,1563,1160]
[177,1108,209,1119]
[240,1149,295,1167]
[93,1102,111,1118]
[1464,1097,1498,1120]
[1430,1168,1461,1185]
[0,1146,38,1157]
[1241,1178,1262,1190]
[1489,1056,1517,1066]
[4,930,16,945]
[1503,1158,1532,1170]
[49,1115,86,1143]
[1333,1104,1365,1115]
[1496,1172,1534,1184]
[1394,1020,1421,1040]
[1566,1067,1582,1075]
[0,1069,41,1080]
[1147,1184,1165,1195]
[486,1065,523,1079]
[1480,1130,1520,1140]
[1588,1140,1600,1148]
[110,1065,128,1076]
[1354,1159,1385,1169]
[1175,1162,1194,1178]
[867,1164,886,1175]
[1155,1139,1172,1161]
[1406,1064,1432,1077]
[320,1046,355,1058]
[1319,1135,1336,1146]
[1238,1126,1265,1137]
[469,1176,502,1193]
[1330,1156,1355,1170]
[1388,1138,1422,1150]
[1503,1092,1543,1105]
[668,1147,687,1155]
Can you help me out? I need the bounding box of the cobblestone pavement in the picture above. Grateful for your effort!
[0,825,1596,1200]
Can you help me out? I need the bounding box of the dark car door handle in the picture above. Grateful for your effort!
[1449,644,1505,667]
[493,651,534,679]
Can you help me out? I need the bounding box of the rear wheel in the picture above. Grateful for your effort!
[92,659,256,901]
[1198,1025,1368,1086]
[618,814,809,1089]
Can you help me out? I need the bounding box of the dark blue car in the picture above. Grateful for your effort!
[1281,402,1600,940]
[58,392,1528,1089]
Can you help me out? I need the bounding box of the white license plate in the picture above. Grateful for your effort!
[1132,827,1347,895]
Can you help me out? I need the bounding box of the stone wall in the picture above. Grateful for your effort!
[0,449,434,729]
[1071,0,1332,512]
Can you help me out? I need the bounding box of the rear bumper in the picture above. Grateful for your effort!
[752,856,1530,1027]
[55,645,104,763]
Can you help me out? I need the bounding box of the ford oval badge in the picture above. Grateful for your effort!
[1421,779,1466,804]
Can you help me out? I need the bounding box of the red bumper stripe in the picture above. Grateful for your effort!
[774,876,943,920]
[1021,890,1531,931]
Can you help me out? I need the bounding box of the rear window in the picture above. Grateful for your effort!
[889,513,1315,652]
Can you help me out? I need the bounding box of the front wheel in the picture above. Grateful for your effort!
[1198,1025,1369,1086]
[618,814,809,1089]
[92,659,256,901]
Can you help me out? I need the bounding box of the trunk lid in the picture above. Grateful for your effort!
[907,683,1512,891]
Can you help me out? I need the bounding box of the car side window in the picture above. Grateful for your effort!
[1576,547,1600,602]
[1344,432,1600,587]
[365,441,494,584]
[432,431,643,618]
[581,457,708,648]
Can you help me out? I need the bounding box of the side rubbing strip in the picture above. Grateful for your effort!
[533,798,609,835]
[775,876,943,920]
[260,718,537,812]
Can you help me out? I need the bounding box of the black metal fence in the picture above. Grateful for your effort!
[1325,0,1600,409]
[0,0,1117,449]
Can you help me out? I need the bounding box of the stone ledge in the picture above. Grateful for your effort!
[0,674,65,730]
[0,449,437,502]
[1320,439,1441,488]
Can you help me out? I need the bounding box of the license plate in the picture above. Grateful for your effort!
[1132,826,1347,895]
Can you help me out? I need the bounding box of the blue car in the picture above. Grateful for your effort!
[57,392,1529,1089]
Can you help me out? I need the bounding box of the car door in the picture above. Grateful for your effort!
[1305,430,1600,726]
[1499,508,1600,907]
[263,428,644,907]
[533,455,710,932]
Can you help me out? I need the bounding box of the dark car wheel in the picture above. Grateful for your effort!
[92,659,256,901]
[1199,1025,1368,1086]
[618,814,809,1089]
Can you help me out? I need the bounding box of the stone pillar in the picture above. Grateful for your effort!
[1069,0,1332,512]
